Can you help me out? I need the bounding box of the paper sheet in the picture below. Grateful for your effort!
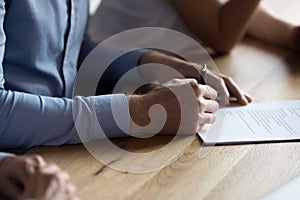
[261,175,300,200]
[198,100,300,145]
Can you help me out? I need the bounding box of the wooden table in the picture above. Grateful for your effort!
[28,38,300,200]
[29,2,300,199]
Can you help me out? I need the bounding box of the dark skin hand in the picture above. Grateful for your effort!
[139,51,253,106]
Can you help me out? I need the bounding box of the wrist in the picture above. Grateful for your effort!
[140,51,201,82]
[127,95,151,135]
[0,155,16,176]
[0,153,15,165]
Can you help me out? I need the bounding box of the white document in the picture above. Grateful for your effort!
[261,175,300,200]
[198,100,300,145]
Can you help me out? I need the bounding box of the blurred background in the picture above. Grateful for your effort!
[89,0,300,24]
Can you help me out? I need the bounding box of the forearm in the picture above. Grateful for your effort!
[247,3,293,47]
[0,89,80,150]
[217,0,261,52]
[170,0,261,53]
[0,89,130,150]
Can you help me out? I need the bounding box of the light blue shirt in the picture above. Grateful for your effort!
[0,152,13,162]
[0,0,143,152]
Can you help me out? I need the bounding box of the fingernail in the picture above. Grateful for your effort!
[242,96,248,105]
[214,92,218,100]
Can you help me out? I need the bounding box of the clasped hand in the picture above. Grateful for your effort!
[0,155,78,200]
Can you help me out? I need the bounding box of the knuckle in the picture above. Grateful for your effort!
[213,101,220,111]
[205,86,216,99]
[223,75,230,80]
[188,78,198,86]
[198,114,206,123]
[210,115,217,123]
[210,87,218,99]
[172,78,181,83]
[224,91,230,99]
[192,85,200,94]
[217,76,224,83]
[32,155,44,164]
[62,172,70,181]
[19,159,30,168]
[51,163,61,171]
[49,173,61,184]
[188,79,200,94]
[198,85,205,95]
[218,78,226,88]
[198,99,206,111]
[227,77,234,82]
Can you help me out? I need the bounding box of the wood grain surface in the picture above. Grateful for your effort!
[28,1,300,199]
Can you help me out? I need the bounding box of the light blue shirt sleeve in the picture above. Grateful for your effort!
[0,89,130,150]
[0,152,14,162]
[0,0,143,151]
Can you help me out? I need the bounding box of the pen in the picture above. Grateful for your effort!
[199,64,222,104]
[200,64,207,85]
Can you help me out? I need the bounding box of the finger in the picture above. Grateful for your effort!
[64,184,77,199]
[217,78,230,107]
[42,163,62,173]
[199,113,216,125]
[48,182,76,200]
[186,78,201,97]
[199,85,218,100]
[197,124,205,133]
[29,155,47,168]
[244,93,253,103]
[199,99,219,113]
[17,156,47,180]
[38,164,62,180]
[223,77,248,105]
[55,185,76,200]
[41,164,70,183]
[57,172,71,183]
[66,184,76,194]
[206,71,230,106]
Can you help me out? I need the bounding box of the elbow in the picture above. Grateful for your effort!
[195,32,239,54]
[214,45,234,54]
[211,30,245,54]
[209,40,237,54]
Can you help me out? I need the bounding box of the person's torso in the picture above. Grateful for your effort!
[3,0,89,97]
[89,0,194,41]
